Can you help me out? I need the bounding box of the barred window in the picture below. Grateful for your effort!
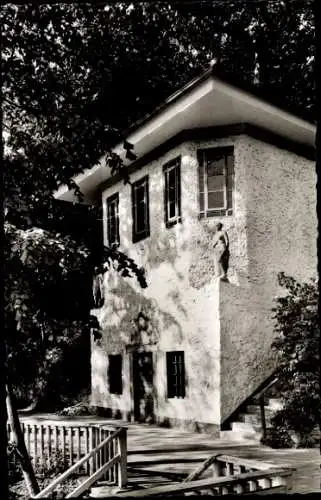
[166,351,185,399]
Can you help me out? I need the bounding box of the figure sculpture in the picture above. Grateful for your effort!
[213,222,229,280]
[92,268,105,308]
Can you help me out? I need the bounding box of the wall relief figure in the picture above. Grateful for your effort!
[129,310,159,346]
[92,268,105,308]
[213,222,229,280]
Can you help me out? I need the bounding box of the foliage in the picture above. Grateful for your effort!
[266,272,320,447]
[58,402,99,418]
[7,445,23,486]
[2,3,314,219]
[34,451,70,480]
[261,425,294,449]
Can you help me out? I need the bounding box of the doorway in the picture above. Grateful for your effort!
[133,352,154,423]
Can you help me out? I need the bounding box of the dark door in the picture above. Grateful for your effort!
[133,352,154,423]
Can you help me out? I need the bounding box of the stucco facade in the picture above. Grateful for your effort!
[91,133,316,432]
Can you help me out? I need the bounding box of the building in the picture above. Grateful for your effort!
[56,68,317,435]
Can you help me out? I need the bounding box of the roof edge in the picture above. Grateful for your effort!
[121,66,315,142]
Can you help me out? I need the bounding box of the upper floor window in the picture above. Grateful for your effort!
[166,351,186,399]
[198,146,234,217]
[106,193,120,247]
[132,176,150,243]
[163,157,182,228]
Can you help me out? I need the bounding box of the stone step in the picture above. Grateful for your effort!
[246,405,277,415]
[267,398,283,410]
[239,413,265,426]
[231,421,261,433]
[220,429,261,442]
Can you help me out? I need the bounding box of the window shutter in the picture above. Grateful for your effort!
[197,150,205,215]
[132,176,150,242]
[107,193,119,246]
[163,157,182,227]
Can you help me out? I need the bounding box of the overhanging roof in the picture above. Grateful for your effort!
[55,67,316,203]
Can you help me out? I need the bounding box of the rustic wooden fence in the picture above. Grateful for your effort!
[7,420,127,482]
[112,454,293,498]
[115,468,292,496]
[32,427,127,498]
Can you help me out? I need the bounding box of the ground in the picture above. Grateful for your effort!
[16,414,321,494]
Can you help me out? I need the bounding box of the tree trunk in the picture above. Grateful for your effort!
[6,380,40,497]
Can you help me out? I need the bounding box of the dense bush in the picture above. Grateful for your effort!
[262,273,319,448]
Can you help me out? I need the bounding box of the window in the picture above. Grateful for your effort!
[108,354,123,395]
[106,193,120,246]
[198,146,234,217]
[132,176,150,242]
[166,351,185,398]
[163,157,182,227]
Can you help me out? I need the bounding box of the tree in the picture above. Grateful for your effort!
[268,272,320,447]
[2,2,314,226]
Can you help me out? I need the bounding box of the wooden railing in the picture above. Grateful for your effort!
[7,420,127,497]
[32,427,127,498]
[116,468,292,496]
[7,420,123,475]
[114,454,293,497]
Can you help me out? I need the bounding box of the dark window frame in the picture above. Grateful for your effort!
[131,176,150,243]
[163,157,182,228]
[108,354,123,395]
[166,351,186,399]
[197,146,234,217]
[106,193,120,247]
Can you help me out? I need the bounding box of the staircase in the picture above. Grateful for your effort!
[220,396,282,442]
[220,375,283,442]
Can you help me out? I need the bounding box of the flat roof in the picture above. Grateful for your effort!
[55,67,316,203]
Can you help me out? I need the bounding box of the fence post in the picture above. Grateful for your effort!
[117,428,127,489]
[259,394,267,440]
[212,461,222,477]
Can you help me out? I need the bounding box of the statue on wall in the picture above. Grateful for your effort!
[92,267,105,308]
[213,222,229,280]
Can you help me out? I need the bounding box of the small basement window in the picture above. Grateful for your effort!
[108,354,123,395]
[166,351,185,398]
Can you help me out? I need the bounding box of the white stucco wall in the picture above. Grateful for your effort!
[243,135,317,285]
[220,136,317,422]
[91,133,317,428]
[92,135,251,427]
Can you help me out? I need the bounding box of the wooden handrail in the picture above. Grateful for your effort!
[32,428,122,499]
[66,454,120,498]
[215,455,275,470]
[254,377,278,400]
[115,468,292,497]
[183,454,219,482]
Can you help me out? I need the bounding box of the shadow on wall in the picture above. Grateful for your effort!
[93,199,232,426]
[220,280,278,422]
